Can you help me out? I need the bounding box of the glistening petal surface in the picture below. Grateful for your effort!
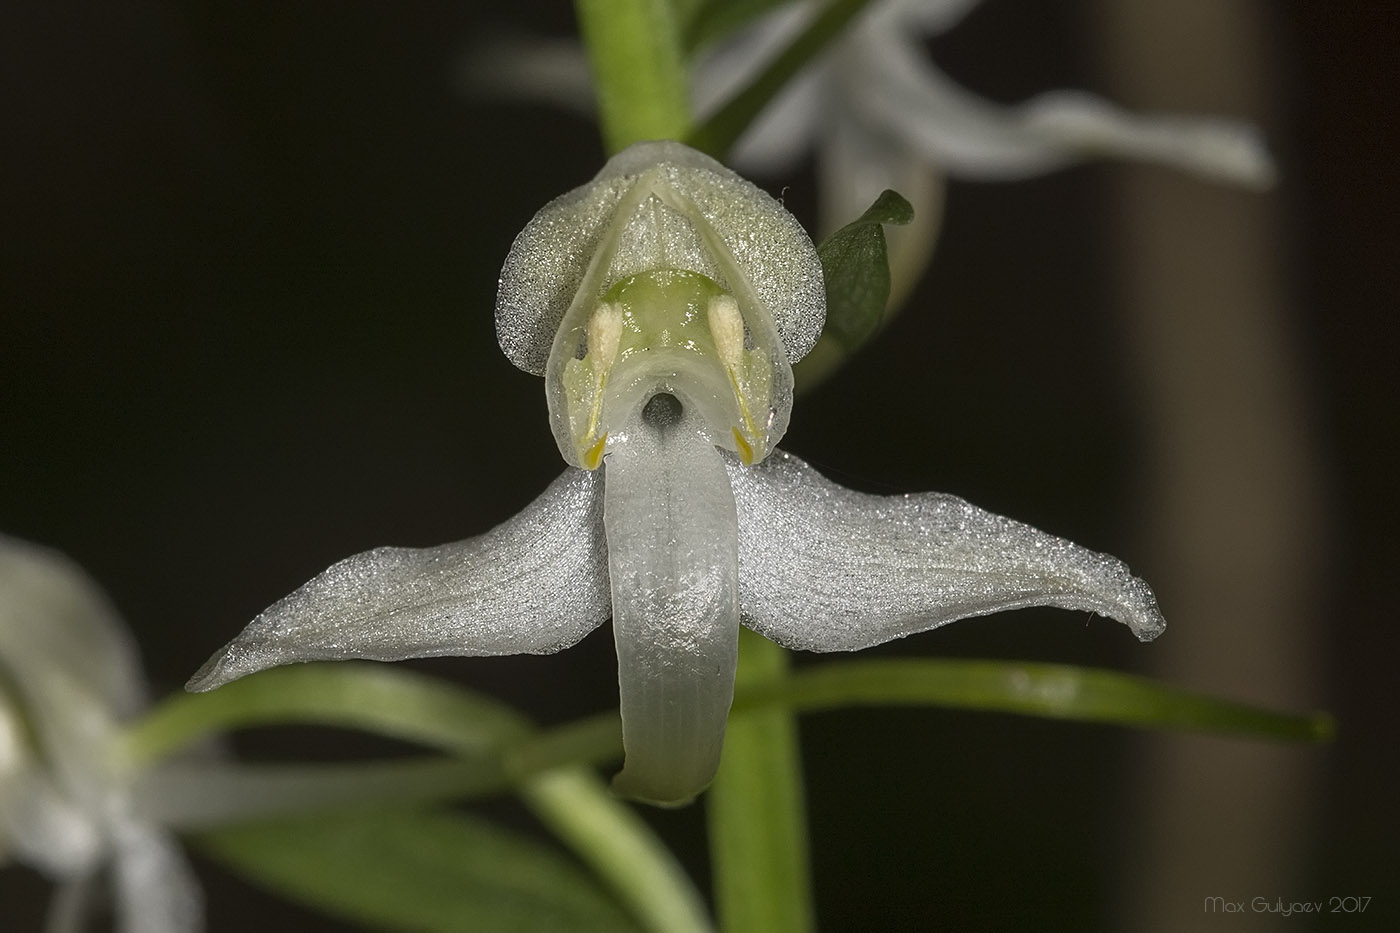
[188,469,609,691]
[728,451,1165,650]
[496,140,826,373]
[604,399,740,806]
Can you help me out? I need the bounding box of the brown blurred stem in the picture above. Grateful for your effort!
[1087,2,1329,929]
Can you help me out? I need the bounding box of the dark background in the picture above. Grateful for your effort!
[2,1,1395,930]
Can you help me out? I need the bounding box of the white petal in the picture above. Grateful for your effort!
[187,468,609,691]
[876,0,984,36]
[604,397,740,806]
[0,767,104,878]
[498,141,823,468]
[725,68,826,177]
[0,535,147,718]
[695,0,980,176]
[692,2,825,176]
[842,21,1274,186]
[1019,90,1276,188]
[110,823,203,933]
[458,35,596,115]
[0,537,143,862]
[691,1,810,117]
[728,450,1165,651]
[496,140,825,374]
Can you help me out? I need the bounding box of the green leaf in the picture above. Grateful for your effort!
[707,630,813,933]
[126,665,710,932]
[138,758,506,829]
[122,663,531,768]
[198,809,642,933]
[523,770,714,933]
[815,189,914,350]
[575,0,692,152]
[687,0,877,158]
[795,189,915,389]
[505,709,625,776]
[731,659,1334,743]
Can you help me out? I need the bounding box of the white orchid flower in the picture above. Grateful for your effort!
[189,141,1164,807]
[469,0,1273,297]
[476,0,1274,190]
[1,535,202,933]
[708,0,1273,183]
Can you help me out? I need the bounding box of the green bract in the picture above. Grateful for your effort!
[815,188,913,351]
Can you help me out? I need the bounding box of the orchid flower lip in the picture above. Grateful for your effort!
[603,392,740,805]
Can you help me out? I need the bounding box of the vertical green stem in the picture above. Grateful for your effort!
[571,9,812,928]
[574,0,692,152]
[707,629,814,933]
[523,768,714,933]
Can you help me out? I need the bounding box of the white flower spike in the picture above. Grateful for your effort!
[1,535,203,933]
[188,142,1164,806]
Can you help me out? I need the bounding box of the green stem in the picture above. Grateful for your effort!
[732,658,1335,742]
[524,768,714,933]
[119,663,529,769]
[120,658,1326,928]
[505,709,624,775]
[706,629,814,933]
[574,0,692,152]
[120,665,706,933]
[126,657,1330,782]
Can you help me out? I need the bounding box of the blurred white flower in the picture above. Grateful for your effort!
[467,0,1274,299]
[0,535,202,933]
[708,1,1271,191]
[189,142,1164,807]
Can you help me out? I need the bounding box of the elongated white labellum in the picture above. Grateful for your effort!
[603,395,740,806]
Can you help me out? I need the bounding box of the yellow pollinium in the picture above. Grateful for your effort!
[561,269,773,468]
